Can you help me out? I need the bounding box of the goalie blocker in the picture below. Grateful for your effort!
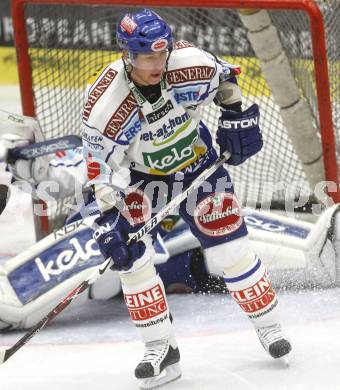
[1,205,339,331]
[0,109,50,185]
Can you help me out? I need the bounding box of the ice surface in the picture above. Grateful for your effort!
[1,291,340,390]
[1,86,340,389]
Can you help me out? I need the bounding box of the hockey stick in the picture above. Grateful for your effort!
[0,184,9,215]
[0,151,230,364]
[5,135,82,162]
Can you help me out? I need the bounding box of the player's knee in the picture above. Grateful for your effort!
[204,236,256,276]
[119,258,157,286]
[222,248,257,279]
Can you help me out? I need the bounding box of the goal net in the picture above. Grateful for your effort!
[12,0,340,236]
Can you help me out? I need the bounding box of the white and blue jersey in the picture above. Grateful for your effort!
[81,41,247,248]
[81,41,240,186]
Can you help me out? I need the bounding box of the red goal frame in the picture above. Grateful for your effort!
[11,0,340,236]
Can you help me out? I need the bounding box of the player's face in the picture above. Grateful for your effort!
[130,51,168,85]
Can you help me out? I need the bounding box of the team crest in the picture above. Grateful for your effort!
[194,192,243,237]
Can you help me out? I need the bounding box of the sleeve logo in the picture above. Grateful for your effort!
[83,68,118,121]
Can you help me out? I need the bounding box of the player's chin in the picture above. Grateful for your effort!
[148,73,163,84]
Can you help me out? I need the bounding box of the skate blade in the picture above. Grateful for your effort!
[139,363,181,390]
[0,350,5,365]
[279,356,290,367]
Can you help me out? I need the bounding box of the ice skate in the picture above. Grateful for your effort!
[136,335,181,390]
[256,323,292,362]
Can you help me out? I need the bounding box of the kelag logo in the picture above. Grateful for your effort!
[8,229,103,305]
[143,130,198,173]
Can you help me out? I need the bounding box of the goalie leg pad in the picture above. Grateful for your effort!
[0,216,122,330]
[0,267,23,330]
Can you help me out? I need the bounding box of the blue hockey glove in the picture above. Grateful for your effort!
[216,103,263,166]
[93,210,146,271]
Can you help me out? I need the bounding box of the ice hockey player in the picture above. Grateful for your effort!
[80,8,291,388]
[1,110,340,342]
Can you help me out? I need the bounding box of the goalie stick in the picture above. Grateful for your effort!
[3,135,82,163]
[0,151,230,365]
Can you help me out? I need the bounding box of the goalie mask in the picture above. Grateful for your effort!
[116,9,174,71]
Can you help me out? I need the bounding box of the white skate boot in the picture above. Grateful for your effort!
[256,323,292,363]
[135,334,181,390]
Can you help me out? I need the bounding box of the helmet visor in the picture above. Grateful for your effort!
[128,49,172,71]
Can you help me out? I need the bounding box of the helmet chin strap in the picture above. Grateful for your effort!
[122,52,133,74]
[160,46,174,84]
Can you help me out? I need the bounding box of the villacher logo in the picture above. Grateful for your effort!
[121,188,151,226]
[194,192,243,237]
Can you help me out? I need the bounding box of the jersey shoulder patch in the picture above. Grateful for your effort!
[174,40,196,50]
[166,46,217,85]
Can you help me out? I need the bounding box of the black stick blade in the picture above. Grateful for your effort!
[0,184,9,215]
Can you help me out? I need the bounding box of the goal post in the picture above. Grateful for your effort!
[11,0,340,237]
